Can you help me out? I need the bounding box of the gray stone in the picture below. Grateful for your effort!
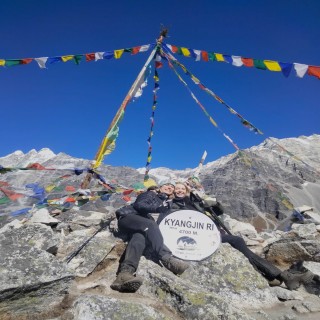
[270,287,303,301]
[28,207,60,225]
[72,295,167,320]
[0,242,74,315]
[0,222,59,253]
[291,223,318,239]
[58,229,116,277]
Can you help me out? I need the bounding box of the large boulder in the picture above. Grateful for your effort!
[0,242,74,316]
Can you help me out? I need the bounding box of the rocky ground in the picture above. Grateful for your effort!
[0,204,319,320]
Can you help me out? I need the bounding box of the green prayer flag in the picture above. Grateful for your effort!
[253,59,267,70]
[5,60,22,67]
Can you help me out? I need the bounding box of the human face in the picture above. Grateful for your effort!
[159,184,175,196]
[174,183,187,198]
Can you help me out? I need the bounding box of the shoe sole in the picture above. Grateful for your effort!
[111,279,143,293]
[121,279,143,292]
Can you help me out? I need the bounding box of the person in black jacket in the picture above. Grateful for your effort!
[158,182,313,290]
[110,181,189,293]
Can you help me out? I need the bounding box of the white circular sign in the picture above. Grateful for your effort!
[159,210,221,261]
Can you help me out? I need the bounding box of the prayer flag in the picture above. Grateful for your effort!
[114,49,124,59]
[264,60,281,71]
[35,57,48,68]
[103,51,114,59]
[253,59,267,70]
[139,45,150,52]
[95,52,104,60]
[0,59,5,66]
[279,62,293,77]
[61,55,74,62]
[223,55,233,64]
[5,60,21,67]
[194,50,201,61]
[307,66,320,79]
[231,56,243,67]
[48,57,62,64]
[85,53,95,61]
[181,47,191,57]
[294,63,308,78]
[241,58,254,67]
[131,46,141,55]
[21,58,33,65]
[215,53,224,62]
[201,51,209,62]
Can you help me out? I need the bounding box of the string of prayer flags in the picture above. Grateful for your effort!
[165,43,320,80]
[144,63,160,180]
[93,45,158,169]
[163,49,240,152]
[0,44,152,70]
[162,44,263,135]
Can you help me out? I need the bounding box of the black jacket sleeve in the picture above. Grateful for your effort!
[133,191,164,215]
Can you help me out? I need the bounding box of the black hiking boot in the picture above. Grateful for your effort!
[161,255,189,275]
[280,269,314,290]
[110,265,143,293]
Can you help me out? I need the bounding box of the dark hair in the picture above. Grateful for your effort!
[147,185,158,191]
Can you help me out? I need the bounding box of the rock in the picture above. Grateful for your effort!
[264,240,317,265]
[291,223,318,239]
[57,229,116,277]
[0,222,59,253]
[270,287,303,301]
[181,244,278,309]
[28,207,60,225]
[0,219,24,234]
[137,258,253,320]
[223,215,259,239]
[0,242,74,316]
[72,295,168,320]
[68,210,110,227]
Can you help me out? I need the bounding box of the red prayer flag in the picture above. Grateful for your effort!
[122,195,131,202]
[0,187,24,201]
[123,189,134,195]
[201,51,209,62]
[27,163,46,170]
[131,46,141,55]
[21,58,33,64]
[155,61,163,69]
[171,45,179,53]
[307,66,320,79]
[65,185,76,192]
[241,58,254,67]
[85,53,95,61]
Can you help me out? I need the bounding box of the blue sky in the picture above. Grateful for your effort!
[1,0,319,170]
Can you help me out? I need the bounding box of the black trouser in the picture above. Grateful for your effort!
[118,214,171,271]
[221,234,282,281]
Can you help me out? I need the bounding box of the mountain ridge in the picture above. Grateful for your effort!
[1,134,319,231]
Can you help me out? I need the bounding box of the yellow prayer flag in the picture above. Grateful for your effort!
[264,60,281,71]
[0,60,5,66]
[114,49,124,59]
[61,55,74,62]
[209,117,218,127]
[191,75,200,84]
[215,53,224,62]
[45,185,56,192]
[181,47,191,57]
[143,178,157,188]
[147,155,152,162]
[282,199,294,209]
